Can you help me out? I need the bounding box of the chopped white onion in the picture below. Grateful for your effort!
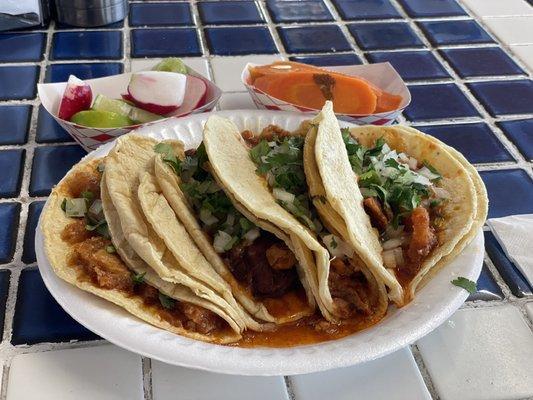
[382,237,403,250]
[432,186,450,199]
[384,224,404,239]
[323,234,354,258]
[418,166,441,181]
[273,188,295,203]
[383,249,397,269]
[398,152,409,163]
[412,173,431,186]
[394,248,405,266]
[408,157,418,170]
[244,227,260,242]
[199,208,218,226]
[213,231,232,253]
[225,213,235,226]
[381,143,391,154]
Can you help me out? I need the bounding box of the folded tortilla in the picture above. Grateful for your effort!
[309,102,485,304]
[42,158,242,344]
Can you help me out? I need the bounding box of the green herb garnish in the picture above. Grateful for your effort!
[105,245,116,254]
[132,272,146,285]
[154,143,182,175]
[159,292,176,309]
[451,277,477,294]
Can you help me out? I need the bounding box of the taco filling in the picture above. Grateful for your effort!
[59,164,229,335]
[244,125,377,319]
[339,129,448,286]
[165,143,308,317]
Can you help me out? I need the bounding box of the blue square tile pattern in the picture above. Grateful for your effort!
[497,119,533,160]
[467,80,533,117]
[440,48,525,78]
[0,271,9,340]
[199,1,264,25]
[278,25,351,54]
[0,150,25,198]
[0,66,39,100]
[51,31,122,60]
[0,105,31,145]
[290,53,362,66]
[36,105,73,143]
[267,0,333,23]
[12,268,100,345]
[398,0,466,17]
[348,23,424,50]
[367,51,449,81]
[0,33,45,62]
[206,27,277,55]
[418,20,494,46]
[0,203,20,264]
[485,231,532,298]
[29,145,86,197]
[420,123,514,164]
[481,169,533,218]
[467,263,503,302]
[130,2,193,27]
[404,84,480,121]
[333,0,400,20]
[22,201,45,264]
[46,62,123,83]
[131,28,202,57]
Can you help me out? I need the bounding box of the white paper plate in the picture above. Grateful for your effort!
[36,110,484,376]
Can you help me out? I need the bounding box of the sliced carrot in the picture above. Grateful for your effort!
[254,71,377,115]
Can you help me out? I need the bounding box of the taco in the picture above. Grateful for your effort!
[200,115,389,324]
[309,102,486,304]
[41,158,242,344]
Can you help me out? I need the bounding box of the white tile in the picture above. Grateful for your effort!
[417,306,533,400]
[151,361,288,400]
[483,16,533,45]
[210,55,283,92]
[526,302,533,322]
[130,57,210,78]
[6,345,143,400]
[510,45,533,71]
[290,348,431,400]
[218,92,256,110]
[462,0,533,17]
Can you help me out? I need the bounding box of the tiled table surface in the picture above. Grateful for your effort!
[0,0,533,399]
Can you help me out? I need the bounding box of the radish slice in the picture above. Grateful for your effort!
[170,75,207,117]
[127,71,187,115]
[58,75,92,121]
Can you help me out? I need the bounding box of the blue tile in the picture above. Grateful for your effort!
[0,270,9,340]
[290,53,362,66]
[420,123,514,164]
[267,0,333,23]
[467,263,503,301]
[29,145,86,197]
[36,105,73,143]
[348,22,424,51]
[0,66,39,100]
[199,1,264,25]
[0,150,25,198]
[440,47,525,78]
[12,267,100,345]
[51,31,122,60]
[45,62,123,83]
[278,25,351,54]
[131,28,202,57]
[130,2,193,27]
[332,0,401,20]
[497,119,533,160]
[467,80,533,117]
[367,51,449,81]
[55,20,124,29]
[404,84,480,121]
[398,0,466,17]
[485,231,532,297]
[0,203,20,264]
[206,27,277,56]
[418,20,494,46]
[0,105,31,145]
[0,33,45,62]
[22,201,45,265]
[481,169,533,218]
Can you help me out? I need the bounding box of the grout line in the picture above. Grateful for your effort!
[410,344,440,400]
[142,357,153,400]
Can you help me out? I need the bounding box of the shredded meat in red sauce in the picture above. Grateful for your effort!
[65,169,101,198]
[61,219,95,244]
[224,233,298,298]
[406,207,437,265]
[363,197,389,232]
[328,258,371,318]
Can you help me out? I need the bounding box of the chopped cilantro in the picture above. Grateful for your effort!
[423,160,442,181]
[61,198,67,212]
[330,236,337,249]
[154,143,182,175]
[159,292,176,309]
[451,277,477,294]
[97,163,105,173]
[81,190,94,203]
[131,272,146,285]
[105,245,116,254]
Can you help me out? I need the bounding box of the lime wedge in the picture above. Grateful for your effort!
[70,110,134,128]
[152,58,188,74]
[92,94,161,124]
